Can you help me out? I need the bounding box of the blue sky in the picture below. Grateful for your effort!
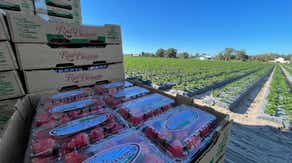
[81,0,292,55]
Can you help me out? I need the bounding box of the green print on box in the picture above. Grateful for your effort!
[46,0,72,10]
[0,3,21,11]
[0,80,15,96]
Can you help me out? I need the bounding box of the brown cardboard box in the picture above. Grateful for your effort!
[24,63,125,93]
[0,11,9,41]
[0,71,25,100]
[7,13,121,45]
[15,44,123,70]
[0,41,18,71]
[0,83,232,163]
[34,4,82,24]
[0,0,34,15]
[0,98,18,138]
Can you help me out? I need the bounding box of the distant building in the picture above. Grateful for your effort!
[199,55,212,60]
[271,57,290,64]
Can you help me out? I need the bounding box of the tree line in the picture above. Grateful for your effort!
[126,48,292,62]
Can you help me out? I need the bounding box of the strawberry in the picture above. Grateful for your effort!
[35,113,50,126]
[68,110,80,118]
[129,116,143,125]
[168,140,185,158]
[143,127,157,139]
[200,124,211,137]
[119,108,129,118]
[64,152,87,163]
[32,138,57,156]
[60,115,70,124]
[186,135,202,150]
[110,124,124,134]
[68,133,89,149]
[90,128,104,142]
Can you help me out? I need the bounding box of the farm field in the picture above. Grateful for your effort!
[125,56,272,96]
[125,56,291,126]
[125,56,292,163]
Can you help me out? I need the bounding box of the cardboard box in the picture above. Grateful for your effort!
[0,11,9,41]
[0,82,232,163]
[0,98,18,138]
[15,44,123,70]
[34,5,82,23]
[133,82,233,163]
[39,0,79,10]
[0,0,34,15]
[24,63,125,93]
[36,13,81,24]
[0,41,18,71]
[7,13,121,45]
[0,71,25,100]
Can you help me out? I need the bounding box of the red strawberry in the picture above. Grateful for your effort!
[129,116,143,125]
[34,130,50,141]
[168,140,185,158]
[64,152,87,163]
[68,133,89,149]
[110,124,124,134]
[32,138,56,156]
[143,127,157,139]
[186,135,202,150]
[119,108,129,118]
[35,113,50,126]
[95,87,104,94]
[90,128,104,142]
[61,115,70,124]
[200,124,211,137]
[68,110,80,118]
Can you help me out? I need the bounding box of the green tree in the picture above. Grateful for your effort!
[235,49,249,61]
[178,52,189,59]
[156,48,165,57]
[166,48,177,58]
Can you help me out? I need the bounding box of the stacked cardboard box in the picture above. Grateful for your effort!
[6,13,124,94]
[0,0,34,15]
[34,0,82,24]
[0,11,25,136]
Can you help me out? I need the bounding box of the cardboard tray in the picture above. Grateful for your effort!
[15,44,123,70]
[133,82,232,163]
[6,13,121,45]
[0,41,18,71]
[23,63,125,94]
[0,81,232,163]
[0,71,25,100]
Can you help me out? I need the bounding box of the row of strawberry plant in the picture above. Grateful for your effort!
[265,65,292,127]
[125,57,271,96]
[206,66,273,110]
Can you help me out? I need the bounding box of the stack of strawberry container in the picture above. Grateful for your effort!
[4,11,124,94]
[29,80,219,163]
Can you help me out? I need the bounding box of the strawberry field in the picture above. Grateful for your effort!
[125,57,292,128]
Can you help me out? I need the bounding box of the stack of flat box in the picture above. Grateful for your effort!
[6,13,124,94]
[0,11,25,136]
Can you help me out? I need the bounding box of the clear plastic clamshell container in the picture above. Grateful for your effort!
[30,111,126,161]
[32,97,106,131]
[44,88,95,106]
[118,93,175,126]
[95,81,134,95]
[142,105,216,161]
[104,86,150,107]
[64,129,173,163]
